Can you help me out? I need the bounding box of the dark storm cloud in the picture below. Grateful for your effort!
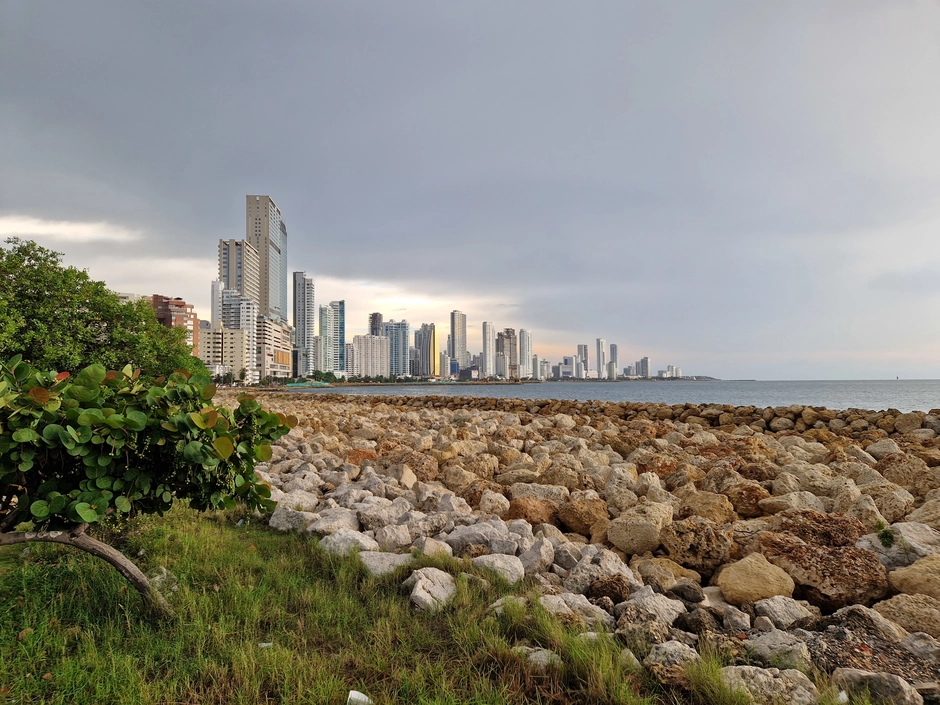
[2,0,940,378]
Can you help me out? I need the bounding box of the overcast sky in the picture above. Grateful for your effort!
[2,1,940,379]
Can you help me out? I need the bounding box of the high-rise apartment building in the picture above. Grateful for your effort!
[609,344,618,367]
[292,272,315,376]
[414,323,439,377]
[596,338,607,380]
[368,312,384,337]
[218,239,261,306]
[209,280,224,325]
[246,195,288,322]
[636,356,651,378]
[345,343,358,377]
[496,328,518,379]
[330,300,345,371]
[607,361,617,380]
[518,329,532,378]
[256,316,292,380]
[353,335,390,378]
[151,295,199,352]
[481,322,495,377]
[197,321,255,384]
[577,344,589,374]
[317,305,334,372]
[384,320,411,377]
[449,310,467,370]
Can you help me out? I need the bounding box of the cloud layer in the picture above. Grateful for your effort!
[2,1,940,378]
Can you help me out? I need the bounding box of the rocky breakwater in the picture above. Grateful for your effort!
[222,392,940,704]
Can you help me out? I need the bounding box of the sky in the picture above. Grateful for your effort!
[2,1,940,380]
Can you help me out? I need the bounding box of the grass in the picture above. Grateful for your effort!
[0,507,882,705]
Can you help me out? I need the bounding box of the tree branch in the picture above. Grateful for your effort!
[0,525,173,618]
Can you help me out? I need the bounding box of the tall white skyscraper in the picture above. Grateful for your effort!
[246,195,288,322]
[292,272,315,376]
[518,329,533,378]
[481,321,495,377]
[317,305,334,372]
[209,280,225,325]
[577,344,589,373]
[449,310,467,370]
[384,320,411,377]
[596,338,607,380]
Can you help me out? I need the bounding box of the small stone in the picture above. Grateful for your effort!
[831,668,924,705]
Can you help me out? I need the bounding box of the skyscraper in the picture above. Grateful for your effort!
[577,344,589,374]
[596,338,607,380]
[497,328,518,379]
[317,305,334,372]
[481,321,495,377]
[384,320,411,377]
[292,272,315,376]
[518,329,532,378]
[330,300,345,371]
[414,323,439,377]
[218,239,261,306]
[246,195,288,322]
[368,312,384,337]
[609,343,618,367]
[449,310,467,370]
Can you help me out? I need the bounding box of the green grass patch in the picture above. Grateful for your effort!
[0,507,658,704]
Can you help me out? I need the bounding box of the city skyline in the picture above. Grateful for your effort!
[4,3,940,379]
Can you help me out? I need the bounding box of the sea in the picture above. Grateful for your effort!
[289,380,940,414]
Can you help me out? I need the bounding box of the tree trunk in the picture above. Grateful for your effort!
[0,524,173,618]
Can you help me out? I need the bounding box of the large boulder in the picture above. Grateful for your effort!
[607,499,674,556]
[716,553,795,605]
[832,668,924,705]
[721,666,819,705]
[676,490,737,524]
[857,522,940,571]
[754,595,817,630]
[758,532,889,609]
[889,554,940,599]
[403,567,457,612]
[769,510,866,547]
[874,593,940,639]
[557,491,609,536]
[503,497,558,525]
[744,629,811,669]
[660,516,733,576]
[907,499,940,530]
[722,482,771,518]
[472,554,525,585]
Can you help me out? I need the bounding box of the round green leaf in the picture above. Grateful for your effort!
[12,428,40,443]
[255,444,272,462]
[212,436,234,460]
[30,500,50,518]
[114,496,131,513]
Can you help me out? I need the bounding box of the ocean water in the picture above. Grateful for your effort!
[289,379,940,413]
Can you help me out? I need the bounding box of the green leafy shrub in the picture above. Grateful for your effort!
[0,355,296,532]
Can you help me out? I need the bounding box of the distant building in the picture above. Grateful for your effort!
[198,321,254,383]
[636,356,651,378]
[317,305,334,372]
[609,344,618,367]
[384,319,411,377]
[368,312,384,337]
[439,352,451,378]
[246,195,287,322]
[150,295,199,352]
[497,328,518,379]
[256,316,292,380]
[481,321,495,377]
[218,239,261,306]
[353,335,390,378]
[596,338,607,380]
[518,329,532,378]
[577,344,589,373]
[292,272,315,376]
[450,310,468,370]
[330,300,345,371]
[607,361,617,380]
[414,323,439,377]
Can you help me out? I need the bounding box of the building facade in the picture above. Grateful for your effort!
[246,195,288,322]
[330,300,345,372]
[150,295,199,352]
[256,316,292,380]
[596,338,607,380]
[292,272,315,376]
[449,310,467,370]
[518,329,532,378]
[384,319,411,377]
[368,312,384,337]
[218,238,261,306]
[353,335,391,378]
[414,323,439,377]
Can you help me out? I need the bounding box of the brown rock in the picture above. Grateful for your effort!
[723,482,771,518]
[716,552,795,605]
[586,574,633,603]
[769,510,866,547]
[889,554,940,600]
[607,500,674,556]
[558,496,609,536]
[758,532,889,609]
[894,412,925,435]
[346,448,378,465]
[677,490,738,525]
[504,497,558,525]
[381,449,439,482]
[874,593,940,639]
[461,453,499,480]
[660,516,733,577]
